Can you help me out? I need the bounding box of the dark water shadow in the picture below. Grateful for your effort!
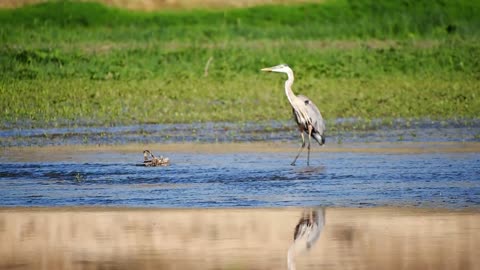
[2,118,480,147]
[293,166,326,175]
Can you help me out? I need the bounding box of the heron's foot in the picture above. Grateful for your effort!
[291,161,296,166]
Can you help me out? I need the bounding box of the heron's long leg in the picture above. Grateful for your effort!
[307,125,313,166]
[291,132,305,166]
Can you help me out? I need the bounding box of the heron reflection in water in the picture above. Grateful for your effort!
[287,208,326,270]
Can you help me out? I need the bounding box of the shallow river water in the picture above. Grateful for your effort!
[1,142,479,208]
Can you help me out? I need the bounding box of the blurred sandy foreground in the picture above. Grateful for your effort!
[0,0,322,10]
[0,207,479,270]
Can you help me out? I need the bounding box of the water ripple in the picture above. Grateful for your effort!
[1,151,479,208]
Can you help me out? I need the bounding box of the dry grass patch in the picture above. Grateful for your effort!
[0,0,324,10]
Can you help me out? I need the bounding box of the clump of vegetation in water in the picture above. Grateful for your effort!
[0,0,479,129]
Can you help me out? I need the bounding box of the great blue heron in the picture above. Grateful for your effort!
[287,208,326,270]
[261,64,325,166]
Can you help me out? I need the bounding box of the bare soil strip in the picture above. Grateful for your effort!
[0,207,478,270]
[2,142,479,162]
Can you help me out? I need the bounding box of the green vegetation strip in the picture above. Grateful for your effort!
[1,0,479,128]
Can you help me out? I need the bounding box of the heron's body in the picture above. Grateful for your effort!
[261,64,325,165]
[293,95,325,145]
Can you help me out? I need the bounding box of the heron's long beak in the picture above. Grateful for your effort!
[261,67,273,72]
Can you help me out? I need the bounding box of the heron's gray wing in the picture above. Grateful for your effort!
[297,95,325,134]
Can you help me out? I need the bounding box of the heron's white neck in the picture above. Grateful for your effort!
[284,69,296,105]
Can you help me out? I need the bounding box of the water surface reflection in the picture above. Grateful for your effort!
[288,208,326,270]
[0,207,478,270]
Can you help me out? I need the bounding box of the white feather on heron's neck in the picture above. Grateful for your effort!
[284,67,297,106]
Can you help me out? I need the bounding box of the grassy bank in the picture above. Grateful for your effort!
[1,0,479,129]
[2,0,480,40]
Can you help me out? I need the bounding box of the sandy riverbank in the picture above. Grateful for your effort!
[2,141,480,163]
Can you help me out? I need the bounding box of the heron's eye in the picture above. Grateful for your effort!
[304,100,310,105]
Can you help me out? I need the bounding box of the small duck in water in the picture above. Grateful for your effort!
[142,150,170,167]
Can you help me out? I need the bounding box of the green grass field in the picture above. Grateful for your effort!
[1,0,479,129]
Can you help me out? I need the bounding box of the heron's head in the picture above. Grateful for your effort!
[261,64,291,74]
